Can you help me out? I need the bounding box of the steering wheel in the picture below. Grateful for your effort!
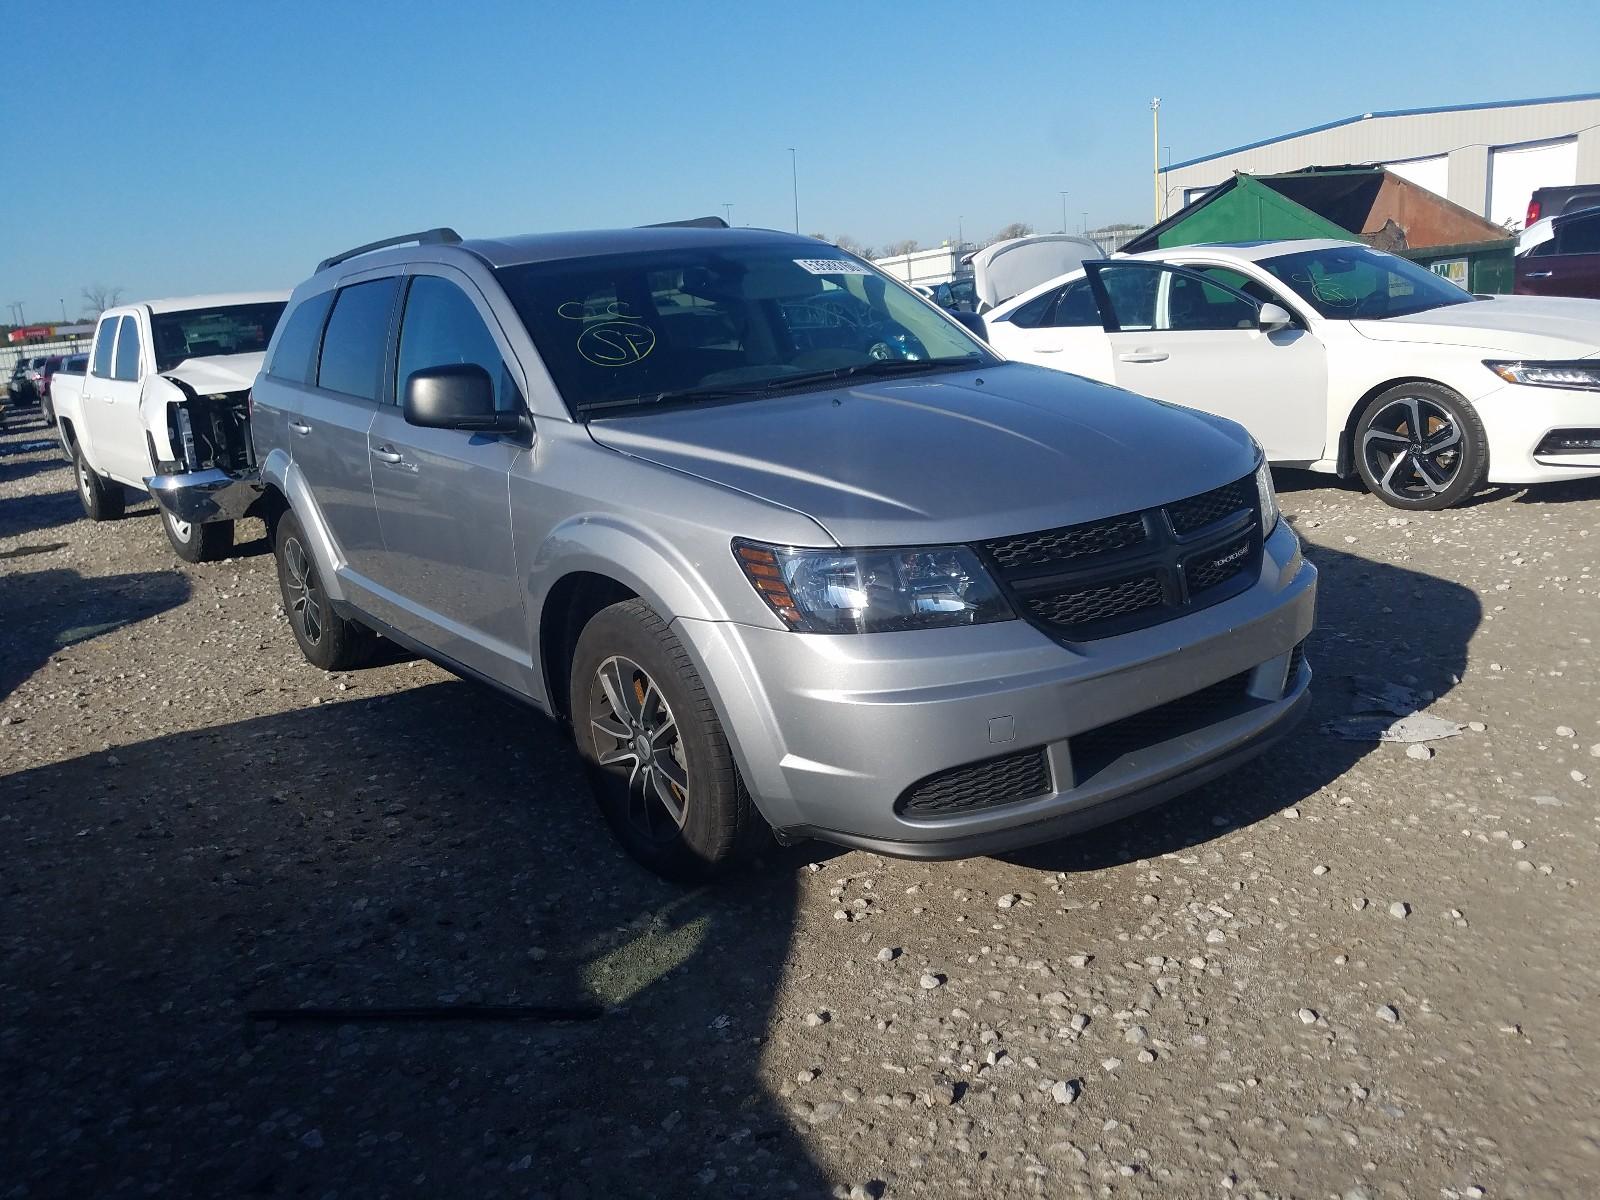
[1352,292,1388,319]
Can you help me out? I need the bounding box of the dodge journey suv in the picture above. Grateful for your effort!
[155,222,1316,880]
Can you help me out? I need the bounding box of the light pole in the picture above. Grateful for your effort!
[1082,211,1089,237]
[59,298,67,322]
[722,202,733,226]
[1059,190,1069,234]
[1162,145,1173,217]
[787,148,799,234]
[1151,98,1162,223]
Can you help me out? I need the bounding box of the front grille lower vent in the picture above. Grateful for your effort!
[981,472,1261,642]
[1071,671,1253,780]
[898,748,1051,819]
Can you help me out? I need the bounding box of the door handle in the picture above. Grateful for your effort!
[289,420,312,436]
[1034,345,1065,354]
[1525,271,1554,279]
[371,447,404,464]
[1118,351,1170,363]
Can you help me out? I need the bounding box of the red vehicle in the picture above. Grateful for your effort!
[1516,207,1600,299]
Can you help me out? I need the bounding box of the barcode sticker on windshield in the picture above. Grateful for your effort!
[794,258,869,275]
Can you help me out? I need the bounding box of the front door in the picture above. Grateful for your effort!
[365,270,530,691]
[91,314,152,484]
[1083,261,1329,463]
[292,276,396,593]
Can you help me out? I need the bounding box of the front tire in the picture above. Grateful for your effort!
[1353,382,1488,510]
[162,508,233,563]
[73,446,126,521]
[273,510,373,670]
[569,598,761,881]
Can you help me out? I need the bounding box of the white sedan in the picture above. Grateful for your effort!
[982,239,1600,509]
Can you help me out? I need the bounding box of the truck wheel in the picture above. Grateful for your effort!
[569,598,762,882]
[1354,382,1489,510]
[162,509,233,563]
[73,447,126,521]
[273,510,373,670]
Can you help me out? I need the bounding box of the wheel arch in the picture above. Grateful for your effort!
[1336,376,1455,478]
[538,571,640,724]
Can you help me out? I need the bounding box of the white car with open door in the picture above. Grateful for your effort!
[983,239,1600,509]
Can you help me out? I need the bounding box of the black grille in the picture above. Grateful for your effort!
[1025,574,1164,626]
[1185,535,1253,594]
[1286,640,1307,684]
[898,748,1051,819]
[1168,478,1254,535]
[981,472,1261,642]
[985,513,1148,570]
[1071,672,1253,781]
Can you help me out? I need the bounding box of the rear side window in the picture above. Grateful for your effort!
[112,316,140,380]
[1045,278,1101,327]
[91,318,117,378]
[1558,214,1600,255]
[395,275,518,411]
[316,279,400,400]
[1006,287,1059,329]
[266,290,334,384]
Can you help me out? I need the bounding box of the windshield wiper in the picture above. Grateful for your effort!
[576,355,985,417]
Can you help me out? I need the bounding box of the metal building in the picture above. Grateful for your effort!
[1161,92,1600,230]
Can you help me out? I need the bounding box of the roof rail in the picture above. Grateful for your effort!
[316,228,462,273]
[639,216,728,229]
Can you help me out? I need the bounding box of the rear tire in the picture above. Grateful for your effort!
[1353,382,1489,510]
[569,598,762,882]
[273,509,373,670]
[73,446,126,521]
[162,508,233,563]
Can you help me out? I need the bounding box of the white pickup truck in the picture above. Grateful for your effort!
[51,292,287,561]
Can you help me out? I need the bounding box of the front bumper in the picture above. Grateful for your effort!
[676,520,1317,856]
[145,466,263,525]
[1480,382,1600,484]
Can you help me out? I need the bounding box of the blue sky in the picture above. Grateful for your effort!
[3,0,1597,319]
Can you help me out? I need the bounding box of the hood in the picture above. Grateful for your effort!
[969,235,1104,309]
[1352,297,1600,358]
[585,364,1258,547]
[159,351,266,395]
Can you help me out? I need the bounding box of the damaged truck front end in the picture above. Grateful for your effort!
[146,377,264,526]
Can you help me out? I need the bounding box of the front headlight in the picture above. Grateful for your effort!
[733,539,1013,633]
[1484,360,1600,391]
[1255,456,1280,537]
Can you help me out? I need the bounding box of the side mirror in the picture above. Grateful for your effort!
[951,310,989,342]
[403,364,518,432]
[1257,302,1294,332]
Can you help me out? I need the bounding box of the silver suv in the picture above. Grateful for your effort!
[165,223,1316,880]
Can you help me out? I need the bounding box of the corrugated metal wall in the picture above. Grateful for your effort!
[1162,97,1600,229]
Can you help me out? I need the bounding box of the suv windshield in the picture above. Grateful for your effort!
[495,242,991,416]
[1258,245,1476,320]
[150,302,287,373]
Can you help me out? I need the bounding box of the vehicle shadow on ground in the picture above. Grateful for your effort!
[0,565,192,700]
[0,681,826,1199]
[0,488,81,542]
[1006,540,1480,873]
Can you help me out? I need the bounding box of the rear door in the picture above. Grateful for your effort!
[364,268,530,690]
[984,275,1115,382]
[1082,260,1328,463]
[292,275,397,592]
[1517,211,1600,298]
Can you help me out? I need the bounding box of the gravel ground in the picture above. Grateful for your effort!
[2,402,1597,1200]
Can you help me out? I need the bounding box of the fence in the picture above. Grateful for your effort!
[2,333,95,376]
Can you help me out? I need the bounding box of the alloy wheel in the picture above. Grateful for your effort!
[1360,395,1463,503]
[166,511,193,543]
[587,655,689,845]
[281,536,323,645]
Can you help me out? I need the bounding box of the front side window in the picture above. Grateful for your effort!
[150,302,286,373]
[1258,245,1475,319]
[1558,213,1600,255]
[113,316,140,380]
[91,318,117,378]
[316,279,400,400]
[1089,265,1163,331]
[1164,272,1258,330]
[495,242,991,417]
[396,276,518,411]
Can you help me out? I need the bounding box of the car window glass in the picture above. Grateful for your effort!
[396,276,519,412]
[91,318,117,378]
[1045,278,1100,327]
[1092,265,1162,330]
[113,316,140,380]
[1559,214,1600,255]
[1005,287,1058,329]
[317,278,400,400]
[267,290,334,384]
[1165,272,1258,331]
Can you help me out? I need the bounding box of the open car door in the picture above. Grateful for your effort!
[1081,259,1328,463]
